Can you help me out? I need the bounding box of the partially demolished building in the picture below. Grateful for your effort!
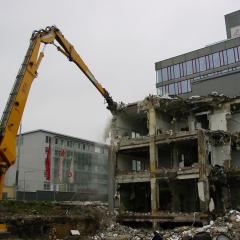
[109,94,240,226]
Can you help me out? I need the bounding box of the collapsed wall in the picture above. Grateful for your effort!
[109,94,240,227]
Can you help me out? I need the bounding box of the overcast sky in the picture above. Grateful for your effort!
[0,0,239,143]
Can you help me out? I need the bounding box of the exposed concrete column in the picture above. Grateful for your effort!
[108,144,118,213]
[150,177,159,229]
[149,107,156,136]
[150,178,158,213]
[149,106,157,177]
[188,114,195,133]
[149,135,159,216]
[197,129,210,212]
[148,107,159,221]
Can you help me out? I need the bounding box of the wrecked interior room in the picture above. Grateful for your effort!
[109,94,240,227]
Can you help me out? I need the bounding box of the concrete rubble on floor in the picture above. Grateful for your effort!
[89,210,240,240]
[1,200,240,239]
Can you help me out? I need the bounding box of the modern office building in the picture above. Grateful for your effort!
[155,10,240,98]
[4,129,108,201]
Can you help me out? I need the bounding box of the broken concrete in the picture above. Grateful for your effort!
[109,94,240,227]
[89,210,240,240]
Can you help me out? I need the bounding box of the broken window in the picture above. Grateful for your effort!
[117,147,150,174]
[231,148,240,167]
[157,140,198,169]
[114,105,148,138]
[132,160,141,171]
[209,165,228,213]
[171,179,200,213]
[177,140,198,167]
[228,177,240,210]
[195,114,209,130]
[157,144,172,168]
[158,181,172,211]
[118,182,151,213]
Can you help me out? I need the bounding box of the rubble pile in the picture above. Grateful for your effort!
[89,223,152,240]
[89,210,240,240]
[2,200,240,239]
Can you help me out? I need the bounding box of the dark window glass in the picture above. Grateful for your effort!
[193,58,200,73]
[180,62,187,77]
[192,59,197,73]
[177,82,181,94]
[238,46,240,60]
[169,83,175,95]
[162,68,168,81]
[173,64,180,78]
[234,47,239,62]
[199,57,206,72]
[157,87,163,96]
[183,62,187,76]
[157,70,162,83]
[179,63,183,77]
[162,86,166,95]
[227,48,235,64]
[174,83,179,94]
[220,50,228,66]
[195,58,200,72]
[167,67,172,80]
[186,60,193,75]
[213,52,220,68]
[46,136,51,143]
[170,65,175,79]
[164,85,169,95]
[223,50,227,65]
[219,51,224,66]
[181,80,188,93]
[187,80,192,92]
[207,55,213,69]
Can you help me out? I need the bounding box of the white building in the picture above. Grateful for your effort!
[4,129,108,201]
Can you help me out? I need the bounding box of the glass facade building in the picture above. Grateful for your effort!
[155,38,240,97]
[155,10,240,98]
[49,134,108,195]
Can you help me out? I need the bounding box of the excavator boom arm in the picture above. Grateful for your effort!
[0,26,117,198]
[53,28,117,111]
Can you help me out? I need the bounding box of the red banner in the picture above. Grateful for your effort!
[58,148,64,183]
[45,142,51,181]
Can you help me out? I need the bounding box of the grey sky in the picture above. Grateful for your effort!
[0,0,239,142]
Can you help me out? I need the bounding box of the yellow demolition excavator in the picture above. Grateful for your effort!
[0,25,117,232]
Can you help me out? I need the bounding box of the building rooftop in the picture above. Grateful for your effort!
[18,129,108,146]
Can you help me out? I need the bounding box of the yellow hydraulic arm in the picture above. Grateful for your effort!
[0,26,117,198]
